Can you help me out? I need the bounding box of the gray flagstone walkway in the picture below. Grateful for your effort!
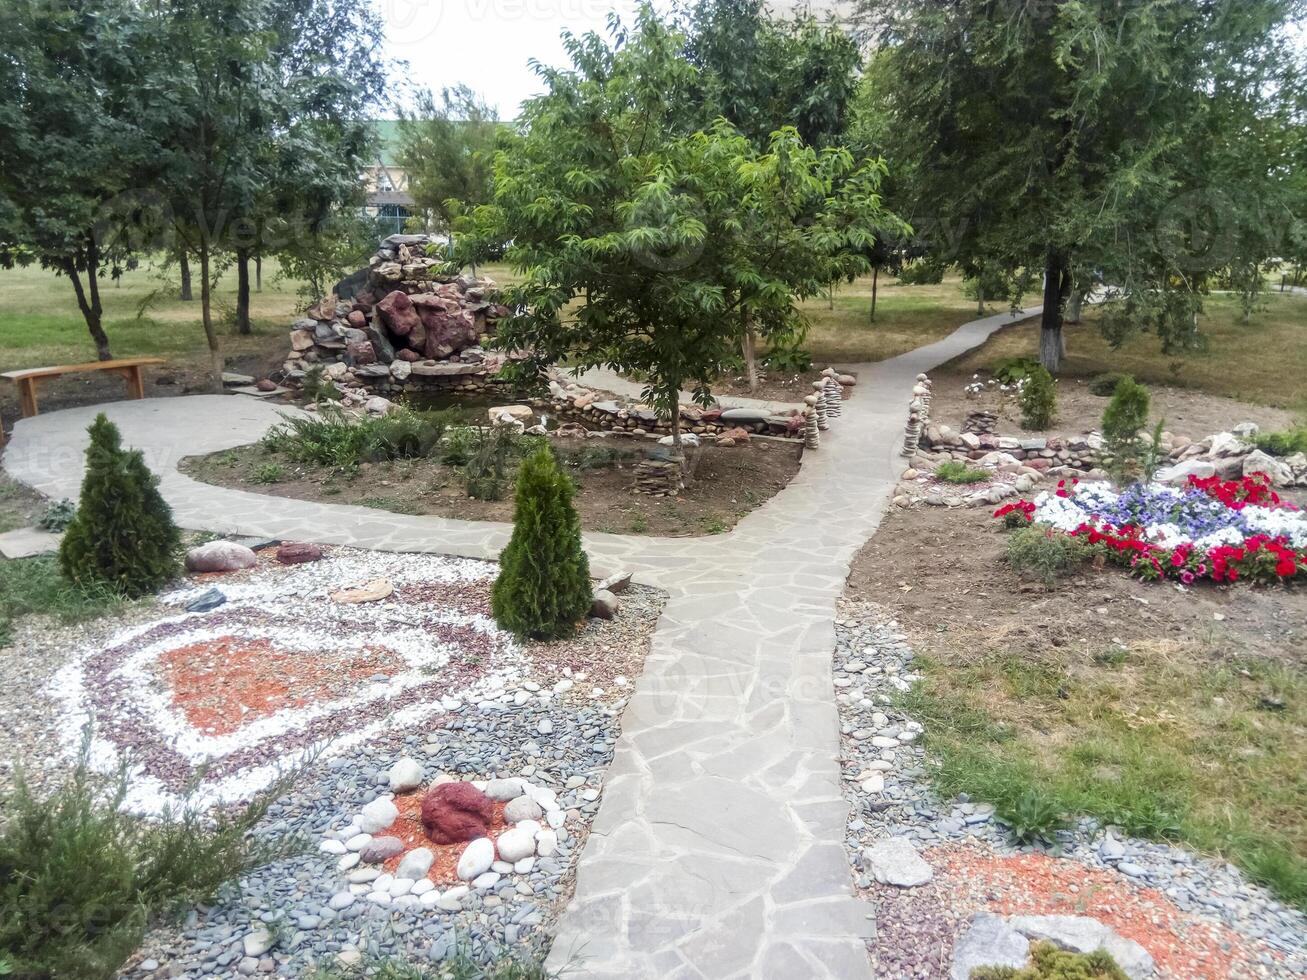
[2,304,1040,978]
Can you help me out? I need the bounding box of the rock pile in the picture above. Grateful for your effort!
[631,457,685,496]
[282,233,511,395]
[963,410,998,436]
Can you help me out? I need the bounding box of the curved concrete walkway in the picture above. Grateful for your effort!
[3,304,1039,979]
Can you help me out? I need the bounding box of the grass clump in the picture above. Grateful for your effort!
[1253,426,1307,457]
[252,462,286,484]
[311,948,551,979]
[972,941,1129,980]
[59,414,181,598]
[1087,372,1131,397]
[934,460,991,484]
[0,735,297,979]
[903,643,1307,909]
[1004,526,1099,586]
[1019,365,1057,430]
[491,445,592,640]
[0,555,126,647]
[262,406,453,470]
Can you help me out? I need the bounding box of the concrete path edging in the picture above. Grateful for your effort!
[2,305,1041,979]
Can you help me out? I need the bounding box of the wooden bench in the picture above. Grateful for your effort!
[3,357,166,420]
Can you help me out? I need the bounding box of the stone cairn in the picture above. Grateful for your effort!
[821,369,844,418]
[632,457,685,496]
[963,409,998,436]
[803,395,821,449]
[902,373,933,457]
[811,381,831,430]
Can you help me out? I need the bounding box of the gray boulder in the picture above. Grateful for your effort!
[950,913,1030,980]
[185,541,257,573]
[860,836,933,887]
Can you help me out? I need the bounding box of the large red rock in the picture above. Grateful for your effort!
[420,782,494,844]
[276,542,323,565]
[347,339,376,365]
[421,309,478,359]
[347,310,367,329]
[376,290,421,336]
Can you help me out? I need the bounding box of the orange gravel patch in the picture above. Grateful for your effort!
[159,637,402,736]
[927,843,1278,979]
[379,789,510,885]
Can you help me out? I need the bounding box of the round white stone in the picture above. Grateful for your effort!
[456,838,496,881]
[495,827,536,863]
[388,758,424,793]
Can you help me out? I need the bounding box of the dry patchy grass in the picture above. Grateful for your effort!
[947,292,1307,410]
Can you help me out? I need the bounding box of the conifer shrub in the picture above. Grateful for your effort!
[491,445,592,639]
[1019,365,1057,430]
[971,940,1128,980]
[58,415,181,597]
[1101,377,1151,482]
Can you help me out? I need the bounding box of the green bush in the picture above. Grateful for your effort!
[439,426,479,467]
[972,941,1129,980]
[0,736,296,980]
[1253,426,1307,457]
[300,364,343,404]
[993,356,1041,385]
[1101,377,1151,482]
[1019,365,1057,430]
[491,445,592,639]
[1087,372,1131,397]
[58,415,181,598]
[463,427,521,502]
[1005,526,1098,586]
[934,460,990,484]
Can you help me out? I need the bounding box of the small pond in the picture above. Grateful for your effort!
[400,385,547,425]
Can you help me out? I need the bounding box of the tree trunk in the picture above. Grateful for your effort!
[741,311,758,392]
[869,266,879,321]
[976,281,985,316]
[828,282,835,310]
[255,253,262,292]
[179,250,193,300]
[198,242,223,385]
[63,250,112,361]
[1067,290,1083,324]
[235,248,252,335]
[1039,251,1071,373]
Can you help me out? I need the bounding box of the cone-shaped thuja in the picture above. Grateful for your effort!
[491,444,592,639]
[58,413,181,597]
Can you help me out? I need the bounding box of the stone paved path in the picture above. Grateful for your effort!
[3,305,1039,978]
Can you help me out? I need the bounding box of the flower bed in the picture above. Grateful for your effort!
[995,474,1306,584]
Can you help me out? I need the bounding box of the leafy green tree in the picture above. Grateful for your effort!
[680,0,862,150]
[492,445,592,640]
[59,414,181,597]
[873,0,1305,372]
[0,0,157,360]
[398,85,501,246]
[471,8,897,421]
[1101,377,1151,483]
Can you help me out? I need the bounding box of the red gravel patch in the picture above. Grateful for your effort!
[159,637,402,736]
[378,789,509,885]
[925,843,1280,980]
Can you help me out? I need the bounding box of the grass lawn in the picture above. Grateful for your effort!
[949,291,1307,410]
[0,257,309,372]
[905,639,1307,909]
[796,273,988,363]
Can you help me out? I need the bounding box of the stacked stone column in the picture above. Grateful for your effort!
[802,395,821,449]
[902,374,934,457]
[821,368,843,418]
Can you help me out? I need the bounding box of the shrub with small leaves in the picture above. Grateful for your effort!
[58,415,181,598]
[252,462,286,484]
[1088,372,1131,397]
[971,940,1129,980]
[491,445,592,639]
[1019,365,1057,430]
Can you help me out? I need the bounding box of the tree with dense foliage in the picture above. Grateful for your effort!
[873,0,1306,372]
[492,445,592,640]
[398,85,501,245]
[0,0,158,359]
[59,415,181,597]
[471,8,896,417]
[1101,377,1152,483]
[680,0,862,149]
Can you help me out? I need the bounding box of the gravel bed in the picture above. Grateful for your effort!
[833,598,1307,979]
[124,689,634,977]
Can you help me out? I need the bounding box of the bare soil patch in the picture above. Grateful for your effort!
[181,436,802,536]
[927,367,1299,445]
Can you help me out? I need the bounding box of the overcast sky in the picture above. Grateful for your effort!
[379,2,1304,120]
[378,0,850,118]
